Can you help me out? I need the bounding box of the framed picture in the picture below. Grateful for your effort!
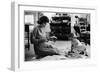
[11,2,97,71]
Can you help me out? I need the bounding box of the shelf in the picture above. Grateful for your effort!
[50,16,71,40]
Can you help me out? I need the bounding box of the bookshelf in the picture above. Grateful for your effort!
[50,14,71,40]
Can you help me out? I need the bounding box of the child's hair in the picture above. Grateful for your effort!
[69,33,78,40]
[69,33,74,40]
[70,33,74,37]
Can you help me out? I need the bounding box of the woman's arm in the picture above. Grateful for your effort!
[30,27,47,44]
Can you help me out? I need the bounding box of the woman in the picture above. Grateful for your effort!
[30,16,58,59]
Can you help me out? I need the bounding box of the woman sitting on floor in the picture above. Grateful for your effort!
[30,16,59,59]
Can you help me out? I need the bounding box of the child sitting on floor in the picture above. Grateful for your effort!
[68,33,88,58]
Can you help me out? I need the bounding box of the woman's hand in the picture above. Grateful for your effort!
[41,37,48,42]
[49,36,57,42]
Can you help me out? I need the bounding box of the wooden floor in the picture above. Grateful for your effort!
[54,41,71,50]
[25,41,90,61]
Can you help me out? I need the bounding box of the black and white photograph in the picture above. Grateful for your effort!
[10,2,98,71]
[24,11,90,61]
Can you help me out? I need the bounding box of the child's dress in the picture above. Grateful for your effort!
[71,39,87,56]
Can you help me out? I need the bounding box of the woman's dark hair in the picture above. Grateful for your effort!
[75,16,78,18]
[37,16,49,24]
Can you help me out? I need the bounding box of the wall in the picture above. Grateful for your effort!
[0,0,100,73]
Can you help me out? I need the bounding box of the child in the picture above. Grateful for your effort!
[68,33,88,58]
